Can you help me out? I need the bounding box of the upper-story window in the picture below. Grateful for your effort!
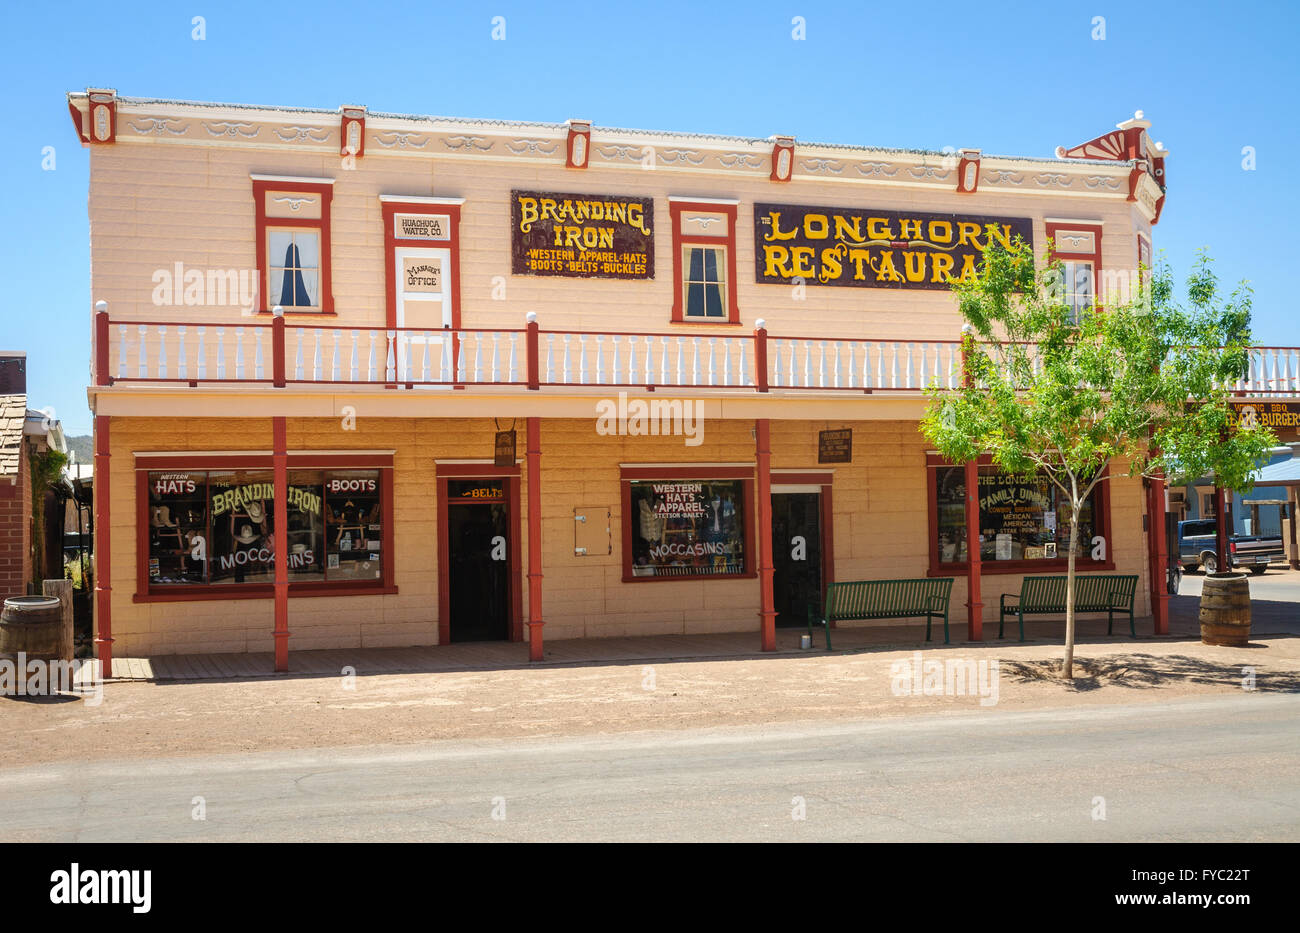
[252,175,335,314]
[1045,220,1103,323]
[669,198,739,324]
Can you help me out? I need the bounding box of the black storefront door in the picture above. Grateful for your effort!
[447,501,510,642]
[772,492,822,628]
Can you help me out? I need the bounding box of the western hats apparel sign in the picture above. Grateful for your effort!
[753,203,1033,290]
[511,190,654,279]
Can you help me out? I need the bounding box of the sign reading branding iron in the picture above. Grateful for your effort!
[511,189,654,279]
[754,203,1033,290]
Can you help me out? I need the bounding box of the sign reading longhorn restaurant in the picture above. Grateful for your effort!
[511,190,654,279]
[753,203,1033,290]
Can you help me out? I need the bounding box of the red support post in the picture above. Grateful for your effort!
[1214,485,1229,574]
[526,312,540,390]
[754,320,769,392]
[960,325,983,640]
[526,416,544,660]
[94,301,111,386]
[92,414,113,676]
[271,306,286,388]
[1150,474,1170,634]
[964,458,983,641]
[273,417,290,671]
[756,418,776,651]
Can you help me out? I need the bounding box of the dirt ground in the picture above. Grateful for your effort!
[4,633,1298,767]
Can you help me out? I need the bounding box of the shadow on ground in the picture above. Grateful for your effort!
[1001,653,1300,694]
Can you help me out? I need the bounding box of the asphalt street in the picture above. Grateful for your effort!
[2,692,1296,842]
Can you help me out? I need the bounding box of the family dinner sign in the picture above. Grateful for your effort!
[754,203,1033,290]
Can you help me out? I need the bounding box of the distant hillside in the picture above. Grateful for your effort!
[64,434,93,463]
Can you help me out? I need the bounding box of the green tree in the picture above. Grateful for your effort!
[921,241,1277,678]
[29,446,69,588]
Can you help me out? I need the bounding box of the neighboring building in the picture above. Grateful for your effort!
[0,353,66,602]
[68,87,1290,669]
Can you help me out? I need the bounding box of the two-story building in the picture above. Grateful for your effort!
[71,89,1246,670]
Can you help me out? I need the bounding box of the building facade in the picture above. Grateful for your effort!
[72,89,1255,667]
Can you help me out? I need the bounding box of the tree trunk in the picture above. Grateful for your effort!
[1063,507,1079,679]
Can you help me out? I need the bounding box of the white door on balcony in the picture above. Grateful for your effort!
[395,247,453,384]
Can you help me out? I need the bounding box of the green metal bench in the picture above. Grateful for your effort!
[999,574,1139,642]
[808,578,955,650]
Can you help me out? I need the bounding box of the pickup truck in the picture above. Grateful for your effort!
[1178,519,1285,575]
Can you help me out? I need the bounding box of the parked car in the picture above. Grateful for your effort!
[1177,519,1284,575]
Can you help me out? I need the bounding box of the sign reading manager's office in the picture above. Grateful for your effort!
[511,190,654,280]
[754,203,1033,290]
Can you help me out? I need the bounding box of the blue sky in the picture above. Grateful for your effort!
[3,0,1296,436]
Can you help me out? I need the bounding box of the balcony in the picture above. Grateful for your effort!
[92,307,1300,398]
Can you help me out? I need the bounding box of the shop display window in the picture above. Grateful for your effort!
[628,479,747,578]
[932,464,1108,572]
[144,467,385,591]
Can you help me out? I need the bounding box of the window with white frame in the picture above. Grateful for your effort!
[1062,259,1094,321]
[682,245,727,319]
[268,230,321,309]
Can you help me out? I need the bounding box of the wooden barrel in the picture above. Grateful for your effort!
[1199,574,1252,646]
[0,596,64,659]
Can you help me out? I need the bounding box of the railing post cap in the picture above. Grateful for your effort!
[755,318,767,330]
[94,300,108,313]
[272,305,285,318]
[526,311,537,323]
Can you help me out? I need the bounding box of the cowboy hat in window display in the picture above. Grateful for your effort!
[235,525,260,545]
[245,501,265,523]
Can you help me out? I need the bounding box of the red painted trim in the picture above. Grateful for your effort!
[619,465,753,480]
[94,416,113,670]
[340,110,365,158]
[565,122,591,169]
[526,417,543,660]
[436,476,451,645]
[381,200,462,333]
[273,417,289,671]
[820,481,835,592]
[526,317,540,389]
[1148,474,1170,635]
[669,201,740,324]
[135,469,149,617]
[436,463,521,478]
[271,315,286,387]
[770,138,794,182]
[510,475,523,642]
[380,467,396,592]
[964,458,983,640]
[756,420,776,650]
[956,153,981,194]
[435,473,523,645]
[95,308,111,385]
[134,584,398,603]
[771,471,834,485]
[135,453,392,470]
[68,100,87,143]
[1046,221,1103,308]
[754,325,769,392]
[253,179,334,314]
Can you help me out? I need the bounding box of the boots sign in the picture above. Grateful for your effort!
[754,203,1033,290]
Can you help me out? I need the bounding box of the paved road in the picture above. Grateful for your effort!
[6,693,1298,842]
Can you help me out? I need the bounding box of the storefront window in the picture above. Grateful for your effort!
[934,465,1104,567]
[629,479,746,577]
[324,471,383,582]
[146,471,208,584]
[145,468,384,588]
